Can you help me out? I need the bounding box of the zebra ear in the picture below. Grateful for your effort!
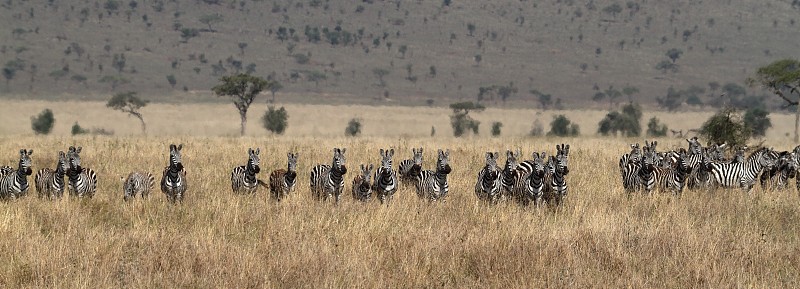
[389,148,394,157]
[368,164,374,171]
[69,146,75,152]
[19,149,25,155]
[341,148,346,154]
[360,164,365,171]
[177,144,183,151]
[76,146,82,154]
[255,148,260,155]
[59,151,65,158]
[169,144,175,150]
[565,144,570,155]
[379,149,384,157]
[28,149,33,155]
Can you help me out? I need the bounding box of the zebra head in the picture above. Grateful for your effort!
[752,148,776,168]
[411,147,424,166]
[556,144,570,175]
[332,148,347,174]
[732,146,747,163]
[67,146,82,173]
[504,149,520,170]
[676,150,692,173]
[247,148,261,174]
[707,143,727,162]
[169,144,184,171]
[532,152,546,178]
[359,164,373,188]
[628,143,642,163]
[641,145,657,170]
[123,173,137,200]
[287,152,299,173]
[379,148,394,170]
[18,149,33,175]
[436,149,451,175]
[57,151,69,174]
[484,152,499,172]
[686,137,703,155]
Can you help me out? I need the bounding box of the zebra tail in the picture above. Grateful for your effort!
[257,179,269,188]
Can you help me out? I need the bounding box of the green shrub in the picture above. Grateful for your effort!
[700,107,750,148]
[345,118,361,137]
[31,109,55,135]
[261,106,288,135]
[547,115,579,137]
[743,107,771,137]
[598,102,642,137]
[646,117,668,137]
[71,122,88,135]
[491,122,502,137]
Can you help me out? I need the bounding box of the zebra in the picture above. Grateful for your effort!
[66,146,97,198]
[122,171,155,201]
[544,144,570,206]
[760,151,796,191]
[269,152,298,201]
[619,143,642,173]
[231,148,264,195]
[372,148,398,205]
[352,164,373,202]
[500,149,522,201]
[160,144,187,203]
[398,147,423,187]
[0,149,33,199]
[637,144,658,194]
[520,152,547,206]
[731,146,747,164]
[34,150,69,199]
[415,149,451,201]
[474,151,502,204]
[310,148,347,203]
[653,150,692,196]
[706,143,728,162]
[687,137,703,155]
[709,147,775,192]
[686,150,714,190]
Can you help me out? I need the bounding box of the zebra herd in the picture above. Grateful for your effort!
[475,144,571,207]
[619,137,800,195]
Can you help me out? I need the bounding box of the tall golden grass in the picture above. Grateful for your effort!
[0,135,798,287]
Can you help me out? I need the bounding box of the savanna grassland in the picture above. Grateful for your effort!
[1,100,800,287]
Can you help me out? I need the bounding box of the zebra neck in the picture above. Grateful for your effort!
[329,167,344,184]
[167,166,182,178]
[284,170,296,184]
[15,170,28,185]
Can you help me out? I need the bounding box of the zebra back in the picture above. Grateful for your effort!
[269,152,298,201]
[123,171,155,201]
[373,148,398,204]
[231,148,261,195]
[160,144,187,203]
[35,150,68,199]
[398,147,423,186]
[709,147,774,191]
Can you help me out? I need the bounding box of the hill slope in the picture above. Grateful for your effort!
[1,0,798,107]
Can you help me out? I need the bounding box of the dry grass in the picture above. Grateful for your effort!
[0,135,798,288]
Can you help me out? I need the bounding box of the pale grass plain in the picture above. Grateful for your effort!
[0,100,799,287]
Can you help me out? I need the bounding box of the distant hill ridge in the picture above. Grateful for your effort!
[0,0,797,108]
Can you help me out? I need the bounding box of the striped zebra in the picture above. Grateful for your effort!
[731,147,747,164]
[795,146,800,193]
[415,149,451,201]
[709,147,774,192]
[500,149,522,201]
[269,152,298,201]
[760,151,796,191]
[310,148,347,203]
[706,143,728,162]
[66,146,97,198]
[686,150,714,190]
[160,144,187,203]
[474,152,502,204]
[687,137,703,155]
[35,150,68,199]
[653,150,692,196]
[544,144,570,206]
[352,164,373,202]
[0,149,33,199]
[122,171,155,201]
[520,152,547,206]
[619,143,642,173]
[637,144,658,193]
[398,147,423,187]
[231,148,264,195]
[372,148,398,205]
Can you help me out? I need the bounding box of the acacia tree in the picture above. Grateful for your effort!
[748,59,800,142]
[212,73,273,136]
[107,91,149,134]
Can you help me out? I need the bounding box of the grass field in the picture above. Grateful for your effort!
[0,133,799,287]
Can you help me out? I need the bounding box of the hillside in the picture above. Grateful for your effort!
[1,0,798,108]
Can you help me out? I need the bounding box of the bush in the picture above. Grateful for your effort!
[743,107,771,137]
[646,117,668,137]
[491,122,502,137]
[699,107,750,148]
[71,122,88,135]
[598,102,642,137]
[345,118,361,136]
[31,109,55,135]
[547,115,579,137]
[449,102,484,137]
[529,119,544,137]
[261,106,288,135]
